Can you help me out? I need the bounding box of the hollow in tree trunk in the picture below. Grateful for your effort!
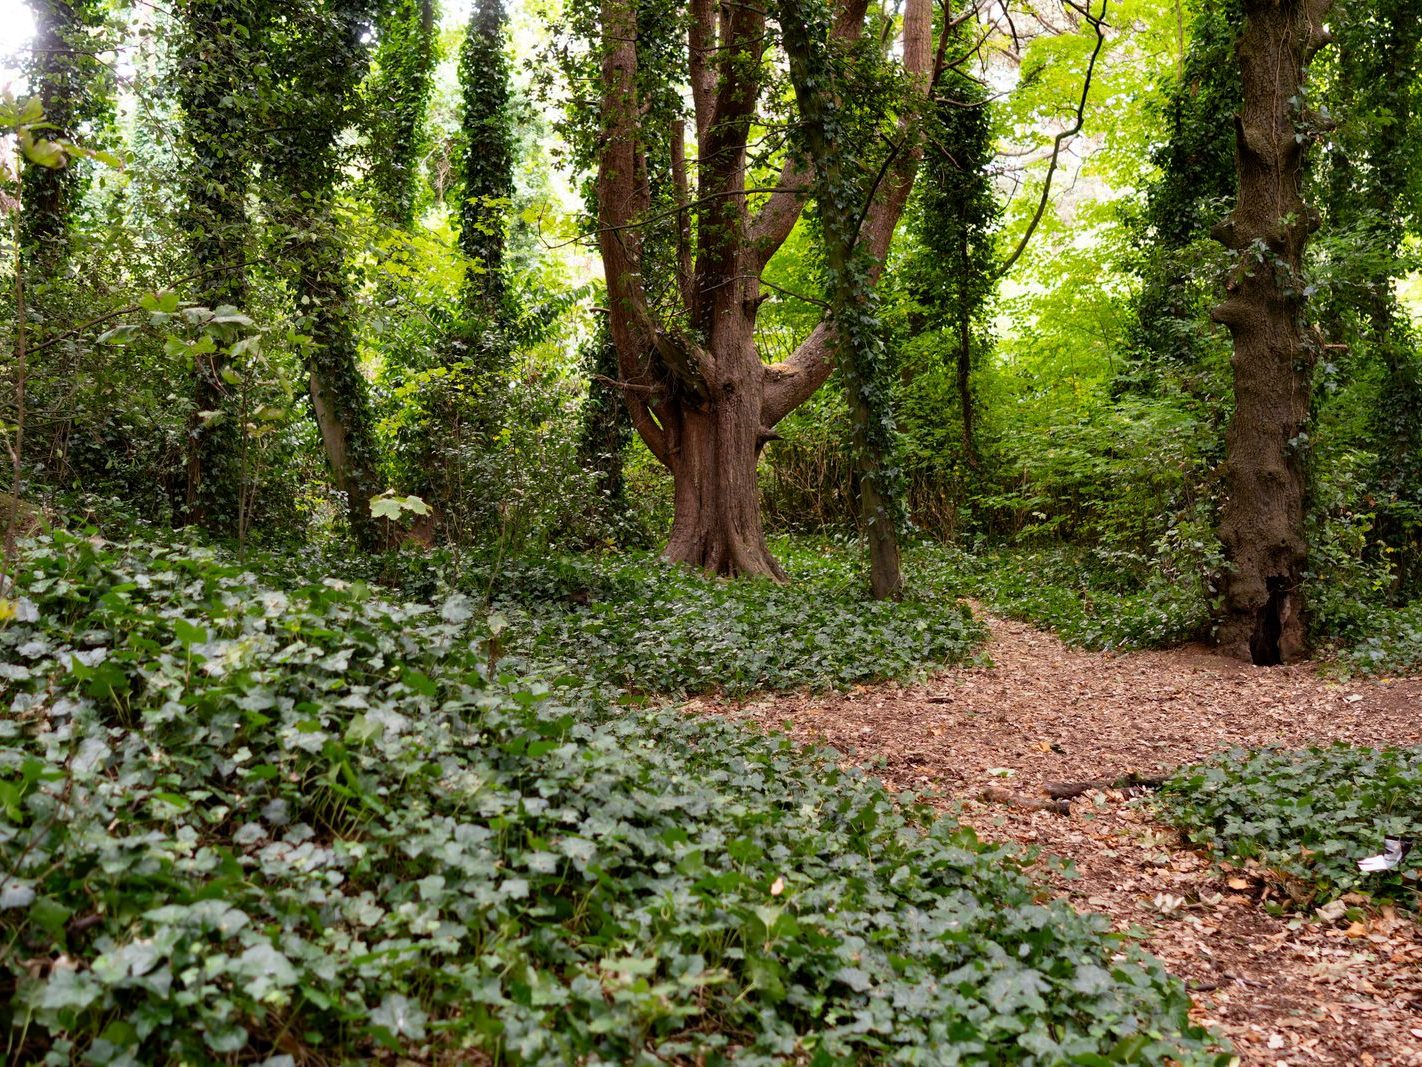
[1210,0,1331,665]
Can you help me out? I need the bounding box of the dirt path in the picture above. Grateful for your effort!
[699,613,1422,1066]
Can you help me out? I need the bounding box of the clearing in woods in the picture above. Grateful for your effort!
[701,613,1422,1066]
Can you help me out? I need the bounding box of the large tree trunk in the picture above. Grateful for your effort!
[1210,0,1331,665]
[663,396,786,579]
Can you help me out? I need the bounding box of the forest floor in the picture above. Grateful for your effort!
[696,611,1422,1067]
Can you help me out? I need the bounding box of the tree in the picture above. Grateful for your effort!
[20,0,107,272]
[1210,0,1332,664]
[262,1,384,549]
[1319,0,1422,595]
[595,0,935,579]
[174,0,261,529]
[458,0,514,326]
[1121,0,1240,391]
[453,0,516,449]
[363,0,439,228]
[17,1,111,496]
[916,68,999,470]
[779,0,936,598]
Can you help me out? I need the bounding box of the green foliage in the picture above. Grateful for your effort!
[574,317,642,544]
[457,0,514,324]
[1314,0,1422,597]
[0,530,1224,1063]
[1336,599,1422,675]
[911,543,1213,653]
[173,0,266,531]
[1161,745,1422,908]
[472,538,985,695]
[19,0,113,269]
[779,0,911,564]
[259,1,387,547]
[911,63,1000,468]
[363,0,440,226]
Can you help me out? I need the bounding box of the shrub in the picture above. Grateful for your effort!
[909,545,1210,653]
[1160,745,1422,909]
[1336,600,1422,676]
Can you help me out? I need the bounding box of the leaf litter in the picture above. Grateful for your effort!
[700,611,1422,1066]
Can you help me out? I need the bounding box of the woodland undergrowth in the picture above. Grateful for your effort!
[0,523,1227,1065]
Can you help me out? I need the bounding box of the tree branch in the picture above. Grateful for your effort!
[994,0,1108,280]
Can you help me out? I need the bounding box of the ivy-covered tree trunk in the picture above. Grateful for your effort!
[20,0,108,482]
[20,0,103,271]
[458,0,513,328]
[175,0,258,530]
[779,0,933,599]
[264,1,383,550]
[364,0,437,227]
[918,76,998,471]
[1210,0,1331,664]
[404,0,514,537]
[298,218,382,550]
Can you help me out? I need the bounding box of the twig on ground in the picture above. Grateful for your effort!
[1042,772,1168,799]
[980,786,1071,815]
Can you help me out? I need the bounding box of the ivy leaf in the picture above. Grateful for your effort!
[97,324,142,346]
[370,993,428,1041]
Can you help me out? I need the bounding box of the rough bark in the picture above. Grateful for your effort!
[594,0,930,580]
[1211,0,1331,664]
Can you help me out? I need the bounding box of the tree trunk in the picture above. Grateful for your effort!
[663,398,786,579]
[176,0,255,531]
[1210,0,1331,665]
[20,0,95,271]
[299,220,382,551]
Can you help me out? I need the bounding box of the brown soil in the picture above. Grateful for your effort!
[695,613,1422,1066]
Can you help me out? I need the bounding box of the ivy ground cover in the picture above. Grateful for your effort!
[1,532,1225,1063]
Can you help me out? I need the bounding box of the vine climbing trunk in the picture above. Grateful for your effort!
[20,0,97,270]
[176,0,256,530]
[262,1,383,551]
[1210,0,1331,665]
